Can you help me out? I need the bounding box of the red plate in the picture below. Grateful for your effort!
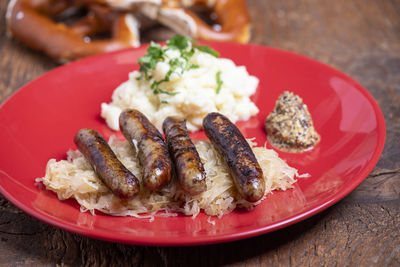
[0,43,385,246]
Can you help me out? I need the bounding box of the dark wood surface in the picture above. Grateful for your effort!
[1,0,399,266]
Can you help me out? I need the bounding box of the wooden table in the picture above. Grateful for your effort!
[1,0,399,266]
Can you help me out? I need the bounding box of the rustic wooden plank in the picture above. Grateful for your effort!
[1,199,399,266]
[158,201,400,267]
[0,0,399,266]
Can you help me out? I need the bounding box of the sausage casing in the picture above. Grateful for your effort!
[202,112,265,202]
[74,128,140,200]
[119,109,172,191]
[163,117,207,195]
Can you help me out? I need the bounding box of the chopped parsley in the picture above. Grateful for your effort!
[166,34,190,50]
[137,41,164,80]
[216,71,223,94]
[194,45,219,57]
[137,35,219,96]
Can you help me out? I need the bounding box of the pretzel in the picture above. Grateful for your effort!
[88,0,161,10]
[97,0,251,43]
[156,0,251,43]
[6,0,140,62]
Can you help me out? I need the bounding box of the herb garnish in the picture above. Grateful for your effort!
[137,41,164,80]
[216,71,223,94]
[137,35,219,96]
[195,45,219,57]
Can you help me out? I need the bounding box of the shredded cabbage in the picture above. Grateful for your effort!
[37,137,302,220]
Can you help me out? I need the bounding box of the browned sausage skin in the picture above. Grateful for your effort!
[119,109,172,191]
[74,128,140,200]
[163,117,207,195]
[202,112,265,202]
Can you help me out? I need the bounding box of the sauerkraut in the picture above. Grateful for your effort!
[36,137,301,220]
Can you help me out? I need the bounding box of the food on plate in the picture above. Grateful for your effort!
[6,0,140,62]
[74,128,140,199]
[265,91,321,152]
[119,109,172,191]
[203,112,265,202]
[38,136,301,218]
[163,116,207,195]
[6,0,251,61]
[101,35,259,132]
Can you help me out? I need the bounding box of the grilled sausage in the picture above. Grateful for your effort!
[163,117,207,195]
[203,112,265,202]
[74,128,140,200]
[119,109,172,191]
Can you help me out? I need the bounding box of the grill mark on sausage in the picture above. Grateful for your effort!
[74,128,140,200]
[203,112,265,202]
[119,109,172,191]
[163,116,207,195]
